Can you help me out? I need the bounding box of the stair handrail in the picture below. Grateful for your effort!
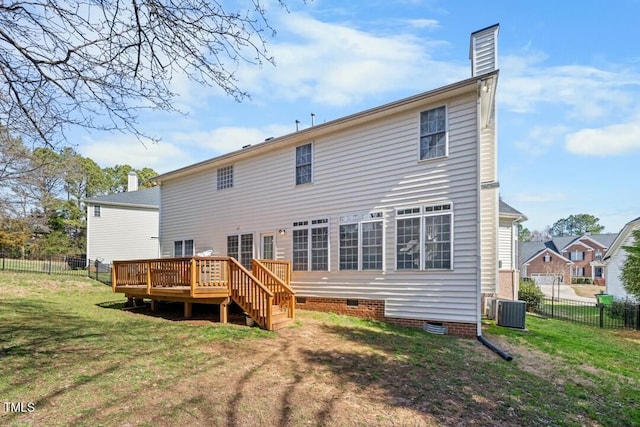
[252,259,295,319]
[228,258,274,330]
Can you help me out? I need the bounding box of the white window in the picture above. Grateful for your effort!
[419,106,447,160]
[396,204,452,270]
[227,234,253,269]
[595,250,603,261]
[93,205,101,217]
[543,254,552,263]
[217,165,233,190]
[339,214,384,271]
[174,239,194,257]
[569,250,585,261]
[293,218,328,271]
[295,143,312,185]
[572,267,585,277]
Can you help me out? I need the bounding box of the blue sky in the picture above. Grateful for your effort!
[76,0,640,234]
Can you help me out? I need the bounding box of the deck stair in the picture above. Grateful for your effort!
[112,256,295,331]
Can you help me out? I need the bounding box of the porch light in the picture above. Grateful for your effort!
[278,229,286,235]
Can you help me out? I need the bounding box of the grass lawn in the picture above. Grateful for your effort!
[1,272,639,426]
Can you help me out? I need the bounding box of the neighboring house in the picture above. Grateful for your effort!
[85,172,160,265]
[519,233,618,285]
[153,25,504,337]
[498,200,527,300]
[603,217,640,301]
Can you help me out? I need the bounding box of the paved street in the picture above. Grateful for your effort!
[538,283,597,303]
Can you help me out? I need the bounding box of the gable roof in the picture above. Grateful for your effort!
[520,245,572,267]
[154,71,498,183]
[499,199,527,221]
[554,233,618,252]
[84,186,160,209]
[603,216,640,261]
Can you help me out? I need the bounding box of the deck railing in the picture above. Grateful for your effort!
[112,256,293,330]
[252,259,295,319]
[112,257,231,296]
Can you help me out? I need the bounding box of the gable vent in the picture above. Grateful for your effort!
[470,24,499,77]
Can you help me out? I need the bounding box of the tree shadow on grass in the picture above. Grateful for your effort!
[298,321,613,426]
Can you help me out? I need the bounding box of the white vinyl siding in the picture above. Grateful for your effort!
[498,219,514,270]
[86,204,159,264]
[159,87,484,324]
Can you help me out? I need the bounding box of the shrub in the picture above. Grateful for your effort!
[609,298,639,328]
[519,280,544,313]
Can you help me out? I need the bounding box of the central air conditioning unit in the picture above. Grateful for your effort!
[497,300,526,329]
[485,297,498,320]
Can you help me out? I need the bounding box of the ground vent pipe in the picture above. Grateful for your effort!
[477,335,512,361]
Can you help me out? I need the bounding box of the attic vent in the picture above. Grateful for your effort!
[470,24,499,77]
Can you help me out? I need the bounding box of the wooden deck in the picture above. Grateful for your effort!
[112,257,295,331]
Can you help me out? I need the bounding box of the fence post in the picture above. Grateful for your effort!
[48,256,52,274]
[636,304,640,331]
[1,253,4,271]
[551,296,554,319]
[599,304,604,328]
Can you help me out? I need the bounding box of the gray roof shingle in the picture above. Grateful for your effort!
[84,186,159,208]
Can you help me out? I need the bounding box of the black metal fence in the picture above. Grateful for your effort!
[0,253,112,285]
[537,296,640,331]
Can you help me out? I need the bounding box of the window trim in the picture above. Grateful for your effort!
[292,217,329,271]
[217,165,234,190]
[339,212,384,271]
[395,203,453,271]
[173,239,194,257]
[227,233,254,269]
[418,105,448,161]
[295,143,313,185]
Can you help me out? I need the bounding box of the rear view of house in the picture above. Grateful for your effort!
[145,25,504,336]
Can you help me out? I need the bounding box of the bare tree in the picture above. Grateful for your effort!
[0,0,285,147]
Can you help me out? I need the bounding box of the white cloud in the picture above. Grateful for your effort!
[406,19,440,29]
[170,124,294,155]
[513,193,568,203]
[501,53,640,120]
[236,13,465,106]
[565,122,640,156]
[513,125,569,156]
[78,135,193,174]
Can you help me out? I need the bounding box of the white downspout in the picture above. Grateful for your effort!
[476,80,483,337]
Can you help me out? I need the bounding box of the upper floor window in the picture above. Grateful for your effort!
[217,165,233,190]
[543,254,552,263]
[419,106,447,160]
[296,143,313,185]
[93,205,101,217]
[568,250,585,261]
[595,250,603,261]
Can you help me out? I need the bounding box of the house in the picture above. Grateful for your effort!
[498,199,527,299]
[519,233,618,285]
[147,25,504,337]
[85,172,160,265]
[603,217,640,301]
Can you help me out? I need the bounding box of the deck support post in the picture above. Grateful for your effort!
[150,299,158,312]
[184,302,192,318]
[220,298,230,324]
